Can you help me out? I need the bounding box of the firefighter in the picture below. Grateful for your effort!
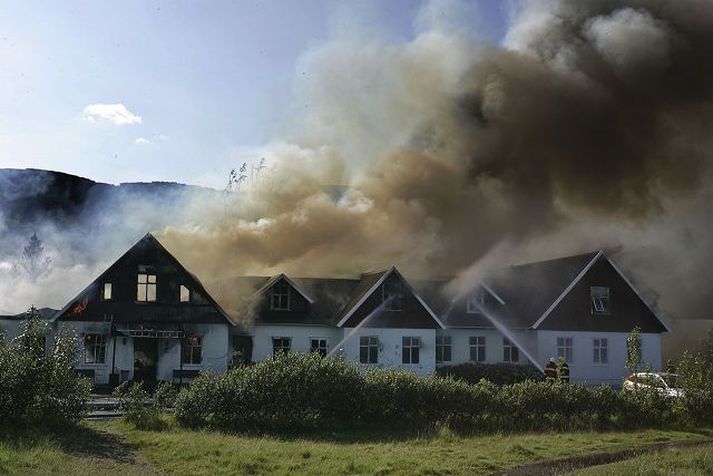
[545,357,558,383]
[558,359,570,384]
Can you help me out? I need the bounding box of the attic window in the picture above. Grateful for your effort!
[382,280,403,311]
[102,283,112,301]
[591,286,611,315]
[466,288,486,313]
[137,272,157,302]
[270,283,290,311]
[180,285,190,303]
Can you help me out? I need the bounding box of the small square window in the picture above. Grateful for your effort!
[593,338,608,364]
[402,336,420,364]
[272,336,291,356]
[180,285,190,303]
[359,336,379,364]
[271,283,290,311]
[436,335,452,363]
[591,286,611,314]
[310,338,328,357]
[557,337,573,363]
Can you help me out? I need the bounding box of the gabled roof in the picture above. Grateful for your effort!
[254,273,315,304]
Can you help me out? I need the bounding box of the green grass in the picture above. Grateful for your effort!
[1,419,710,475]
[573,444,713,475]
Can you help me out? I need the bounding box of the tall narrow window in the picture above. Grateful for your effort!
[270,283,290,311]
[503,337,519,363]
[402,336,420,364]
[102,283,112,301]
[593,338,608,364]
[466,289,485,313]
[137,273,157,302]
[382,280,403,311]
[310,338,328,357]
[591,286,611,314]
[469,336,486,362]
[436,335,452,363]
[557,337,574,363]
[84,334,107,364]
[180,285,190,303]
[359,336,379,364]
[272,336,291,356]
[182,336,202,365]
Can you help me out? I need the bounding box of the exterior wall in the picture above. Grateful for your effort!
[536,330,662,386]
[436,328,537,367]
[341,327,436,375]
[0,319,23,342]
[251,324,341,362]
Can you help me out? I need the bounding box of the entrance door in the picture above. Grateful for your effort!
[133,338,158,384]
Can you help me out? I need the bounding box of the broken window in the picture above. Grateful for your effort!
[469,336,486,362]
[84,333,107,364]
[557,337,574,363]
[310,338,328,357]
[180,284,190,303]
[593,338,608,364]
[270,283,290,311]
[272,336,291,356]
[182,335,202,365]
[466,288,486,313]
[382,279,403,311]
[137,272,157,302]
[359,336,379,364]
[402,336,420,364]
[436,335,452,363]
[102,283,112,301]
[503,337,519,363]
[591,286,611,314]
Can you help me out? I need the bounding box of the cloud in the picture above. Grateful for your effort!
[83,103,142,126]
[134,137,151,145]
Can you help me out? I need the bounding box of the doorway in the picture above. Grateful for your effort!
[133,338,158,384]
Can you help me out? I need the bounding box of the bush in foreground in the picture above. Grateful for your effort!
[175,352,687,434]
[436,362,544,385]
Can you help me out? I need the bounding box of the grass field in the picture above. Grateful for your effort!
[574,444,713,475]
[0,419,711,475]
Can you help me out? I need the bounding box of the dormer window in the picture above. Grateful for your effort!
[102,283,112,301]
[271,283,290,311]
[137,271,157,302]
[180,285,190,303]
[591,286,610,314]
[466,288,485,314]
[382,280,403,311]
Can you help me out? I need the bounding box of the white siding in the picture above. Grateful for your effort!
[436,328,537,367]
[341,327,436,375]
[251,325,341,362]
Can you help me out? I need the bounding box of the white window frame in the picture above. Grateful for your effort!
[466,289,486,314]
[591,286,611,315]
[137,272,157,302]
[272,336,291,356]
[270,283,291,311]
[84,333,107,365]
[310,337,328,357]
[469,335,486,362]
[102,282,112,301]
[402,336,421,365]
[382,280,403,311]
[557,337,574,363]
[593,338,608,365]
[179,284,190,303]
[182,335,202,365]
[503,337,519,363]
[359,336,379,364]
[436,335,452,363]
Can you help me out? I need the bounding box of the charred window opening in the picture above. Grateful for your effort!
[310,338,328,357]
[180,284,190,303]
[84,333,107,364]
[182,335,202,365]
[137,271,157,302]
[272,336,291,356]
[382,280,403,311]
[270,283,290,311]
[402,336,420,364]
[466,288,486,313]
[469,335,486,362]
[591,286,611,314]
[557,337,573,363]
[359,336,378,364]
[102,283,112,301]
[436,335,452,363]
[503,337,519,363]
[593,338,608,364]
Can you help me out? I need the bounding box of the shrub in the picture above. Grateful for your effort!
[0,307,91,430]
[436,362,544,385]
[113,381,170,431]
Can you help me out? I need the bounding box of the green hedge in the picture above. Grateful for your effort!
[175,353,684,434]
[436,362,544,385]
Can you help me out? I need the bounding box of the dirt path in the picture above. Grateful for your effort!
[493,439,713,475]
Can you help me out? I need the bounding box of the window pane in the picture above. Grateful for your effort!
[148,274,157,283]
[147,284,156,301]
[443,346,451,362]
[138,274,147,283]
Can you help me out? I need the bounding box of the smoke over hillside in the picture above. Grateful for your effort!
[3,0,713,350]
